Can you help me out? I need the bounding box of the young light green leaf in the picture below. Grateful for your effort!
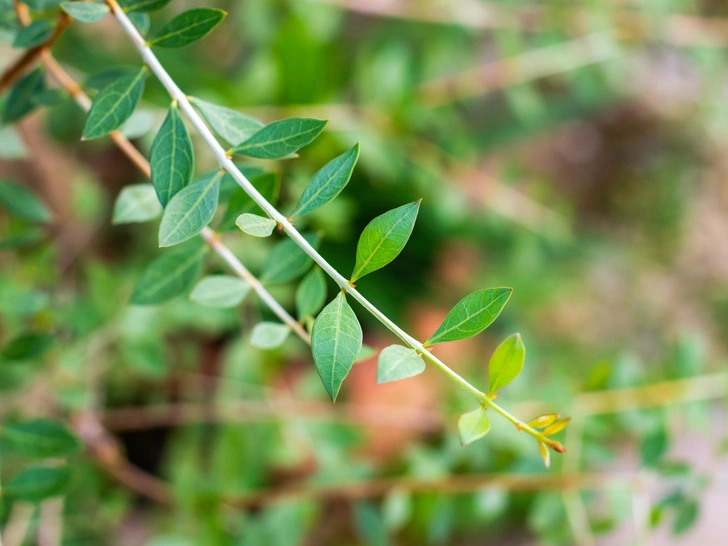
[150,104,194,207]
[3,67,44,124]
[130,245,207,305]
[231,118,327,159]
[1,419,80,458]
[424,288,513,346]
[112,184,163,224]
[1,332,54,362]
[147,8,227,48]
[158,171,222,247]
[219,172,278,230]
[296,268,327,320]
[250,322,290,350]
[82,67,147,140]
[538,442,551,469]
[291,143,360,218]
[13,19,55,48]
[311,292,363,402]
[5,465,72,503]
[528,414,560,429]
[543,417,571,437]
[376,344,426,384]
[488,333,526,394]
[190,97,264,146]
[261,234,320,284]
[189,275,249,308]
[61,2,109,23]
[236,213,276,237]
[119,0,170,12]
[351,200,420,282]
[0,180,52,223]
[458,407,491,446]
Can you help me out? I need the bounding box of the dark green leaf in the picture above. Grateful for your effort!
[130,244,207,305]
[1,332,54,362]
[0,227,45,251]
[458,407,491,446]
[147,8,227,48]
[641,426,668,467]
[31,88,66,107]
[189,275,250,308]
[219,172,278,230]
[82,67,147,140]
[190,97,264,146]
[376,344,426,384]
[5,465,72,503]
[150,104,195,207]
[425,288,513,346]
[112,184,163,224]
[3,67,44,124]
[0,180,52,223]
[231,118,327,159]
[261,234,319,284]
[312,292,362,402]
[84,67,137,92]
[158,171,222,247]
[118,0,170,13]
[1,419,80,458]
[13,19,55,48]
[236,213,276,237]
[296,268,327,320]
[673,499,699,535]
[351,200,420,282]
[488,333,525,394]
[250,322,290,349]
[291,143,359,218]
[61,2,109,23]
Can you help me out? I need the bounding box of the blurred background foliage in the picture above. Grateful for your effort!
[2,0,728,544]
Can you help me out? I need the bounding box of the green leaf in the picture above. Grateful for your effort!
[130,244,207,305]
[150,104,194,207]
[219,172,278,230]
[13,19,55,48]
[158,171,222,247]
[425,288,513,346]
[1,332,54,362]
[128,11,150,34]
[250,322,290,350]
[3,67,44,124]
[458,407,491,446]
[61,2,109,23]
[487,333,525,394]
[311,292,363,402]
[296,268,327,320]
[190,97,264,147]
[291,143,359,218]
[112,184,163,224]
[147,8,226,48]
[119,0,171,13]
[236,213,276,237]
[189,275,249,308]
[261,234,319,284]
[640,426,668,467]
[82,67,147,140]
[231,118,327,159]
[1,419,80,458]
[31,88,66,107]
[376,344,426,384]
[0,180,52,223]
[351,200,420,282]
[5,465,72,503]
[673,499,699,535]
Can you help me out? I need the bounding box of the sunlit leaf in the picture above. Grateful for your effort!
[376,345,425,384]
[3,67,44,124]
[236,213,276,237]
[1,419,80,458]
[528,414,560,429]
[538,442,550,469]
[150,104,194,207]
[458,407,491,446]
[250,322,290,349]
[296,268,327,320]
[13,19,55,48]
[61,2,109,23]
[189,275,249,308]
[231,118,327,159]
[543,418,571,437]
[130,244,207,305]
[158,171,222,247]
[5,465,72,503]
[0,180,52,223]
[112,184,162,224]
[190,97,264,146]
[82,67,147,140]
[147,8,227,48]
[488,333,525,394]
[261,234,319,284]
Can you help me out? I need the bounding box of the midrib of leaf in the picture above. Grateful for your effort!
[427,293,508,345]
[330,294,344,396]
[140,247,205,297]
[150,14,219,45]
[293,159,350,216]
[161,173,220,244]
[86,69,144,137]
[352,210,412,281]
[162,108,179,204]
[239,124,319,152]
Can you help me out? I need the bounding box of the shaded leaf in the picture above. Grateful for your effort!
[147,8,226,48]
[351,200,420,282]
[5,465,72,503]
[488,333,525,394]
[236,213,276,237]
[458,407,491,446]
[356,344,377,363]
[189,275,249,308]
[84,67,137,92]
[3,67,44,124]
[13,19,55,48]
[1,332,54,362]
[261,234,319,284]
[0,180,52,223]
[250,322,290,350]
[1,419,80,458]
[291,143,359,218]
[311,292,362,401]
[128,11,150,34]
[83,67,147,140]
[673,499,699,535]
[190,97,264,146]
[112,184,163,224]
[158,171,222,247]
[119,0,171,13]
[232,118,327,159]
[296,268,327,320]
[61,2,109,23]
[376,344,426,384]
[130,244,207,305]
[219,172,278,230]
[150,104,194,207]
[641,425,668,467]
[425,288,513,346]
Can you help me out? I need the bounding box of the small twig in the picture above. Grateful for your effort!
[1,502,35,546]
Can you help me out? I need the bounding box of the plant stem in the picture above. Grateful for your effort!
[105,0,556,450]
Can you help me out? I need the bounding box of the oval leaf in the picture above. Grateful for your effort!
[312,292,363,402]
[296,268,327,320]
[112,184,163,224]
[119,0,171,12]
[158,171,222,247]
[3,67,45,125]
[130,245,207,305]
[291,143,360,218]
[83,67,147,140]
[231,118,327,159]
[1,419,80,458]
[351,200,420,282]
[0,180,51,223]
[150,104,195,207]
[543,417,571,437]
[261,234,320,284]
[189,275,249,308]
[236,213,276,237]
[13,19,55,48]
[147,8,227,48]
[250,322,290,350]
[539,442,551,469]
[190,97,264,147]
[488,333,525,394]
[376,344,426,384]
[1,331,54,362]
[425,288,513,346]
[61,2,109,23]
[5,465,72,503]
[458,407,491,446]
